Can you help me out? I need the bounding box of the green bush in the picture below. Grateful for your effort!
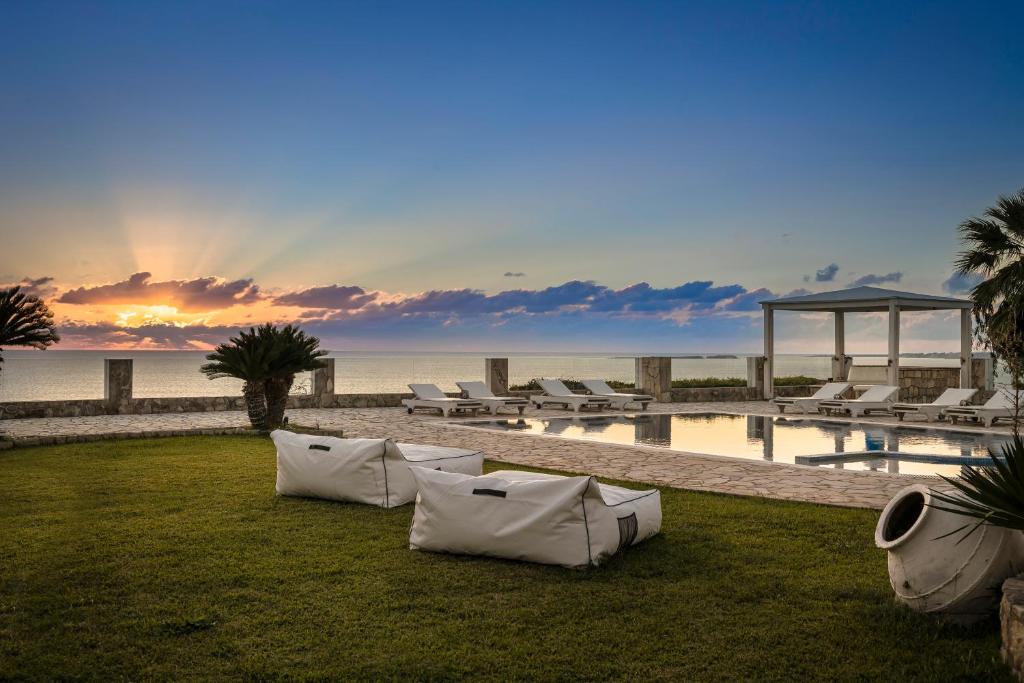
[671,377,746,388]
[508,379,592,391]
[773,375,822,386]
[672,376,821,388]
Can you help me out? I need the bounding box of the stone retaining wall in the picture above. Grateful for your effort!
[666,384,817,403]
[899,361,990,403]
[0,425,346,450]
[0,385,823,420]
[1002,577,1024,680]
[0,393,413,419]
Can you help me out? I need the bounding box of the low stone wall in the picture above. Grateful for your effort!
[0,425,346,449]
[668,386,759,402]
[329,393,409,408]
[0,393,414,419]
[4,376,977,418]
[1,385,819,420]
[666,384,817,403]
[0,399,109,419]
[899,360,990,403]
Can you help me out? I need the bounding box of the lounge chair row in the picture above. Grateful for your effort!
[401,379,653,417]
[271,429,662,568]
[773,382,1022,426]
[773,382,903,417]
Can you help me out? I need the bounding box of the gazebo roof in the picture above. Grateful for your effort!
[759,286,972,312]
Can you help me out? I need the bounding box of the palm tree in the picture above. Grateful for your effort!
[200,327,275,430]
[955,187,1024,397]
[0,286,60,377]
[260,324,327,429]
[200,324,327,431]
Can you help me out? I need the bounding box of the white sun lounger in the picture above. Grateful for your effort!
[402,383,483,417]
[271,430,483,508]
[772,382,851,414]
[456,381,530,416]
[944,389,1024,427]
[818,384,899,418]
[531,379,612,412]
[893,388,978,423]
[580,379,653,410]
[408,467,661,568]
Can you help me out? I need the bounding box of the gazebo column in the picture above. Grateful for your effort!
[762,305,774,399]
[887,301,900,387]
[832,312,847,381]
[960,308,972,388]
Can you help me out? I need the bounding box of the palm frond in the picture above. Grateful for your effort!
[0,287,60,370]
[929,435,1024,534]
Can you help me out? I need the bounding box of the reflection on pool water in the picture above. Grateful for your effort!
[456,412,1011,477]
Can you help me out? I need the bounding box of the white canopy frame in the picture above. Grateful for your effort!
[759,286,973,400]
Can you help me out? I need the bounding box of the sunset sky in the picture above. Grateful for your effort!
[2,1,1023,353]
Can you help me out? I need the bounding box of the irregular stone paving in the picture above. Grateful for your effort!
[2,401,1013,509]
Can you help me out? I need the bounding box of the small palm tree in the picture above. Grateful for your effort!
[0,286,60,376]
[929,435,1024,537]
[201,328,275,430]
[260,325,327,429]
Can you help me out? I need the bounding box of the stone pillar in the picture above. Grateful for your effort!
[887,301,900,389]
[831,355,852,381]
[104,358,133,414]
[485,358,509,395]
[746,356,765,395]
[762,305,774,399]
[960,308,973,388]
[636,356,671,402]
[311,358,335,407]
[969,355,994,391]
[832,312,849,380]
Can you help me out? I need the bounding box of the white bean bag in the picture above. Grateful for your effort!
[271,430,483,508]
[408,468,661,568]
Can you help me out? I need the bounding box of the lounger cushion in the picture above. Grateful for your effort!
[581,380,652,401]
[271,430,483,508]
[409,383,449,399]
[408,468,661,568]
[538,379,582,397]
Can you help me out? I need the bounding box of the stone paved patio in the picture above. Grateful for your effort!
[2,400,1012,509]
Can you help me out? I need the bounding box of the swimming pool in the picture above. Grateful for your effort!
[454,412,1010,477]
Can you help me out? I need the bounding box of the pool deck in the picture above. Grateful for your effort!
[1,400,1013,509]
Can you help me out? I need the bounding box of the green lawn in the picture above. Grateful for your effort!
[0,436,1011,681]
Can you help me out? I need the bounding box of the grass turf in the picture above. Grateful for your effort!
[0,435,1011,681]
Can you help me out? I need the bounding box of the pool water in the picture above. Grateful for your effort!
[455,412,1011,477]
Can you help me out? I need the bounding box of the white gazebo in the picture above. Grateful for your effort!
[758,286,973,400]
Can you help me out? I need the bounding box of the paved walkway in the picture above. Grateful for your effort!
[3,401,1009,509]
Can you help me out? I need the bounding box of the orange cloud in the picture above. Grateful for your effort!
[58,272,262,312]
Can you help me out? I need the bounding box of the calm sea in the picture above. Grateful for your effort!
[0,350,963,402]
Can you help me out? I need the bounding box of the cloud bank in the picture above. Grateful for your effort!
[58,272,262,312]
[849,271,903,287]
[1,276,58,299]
[11,269,972,352]
[40,273,772,349]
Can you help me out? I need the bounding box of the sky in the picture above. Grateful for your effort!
[1,0,1022,353]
